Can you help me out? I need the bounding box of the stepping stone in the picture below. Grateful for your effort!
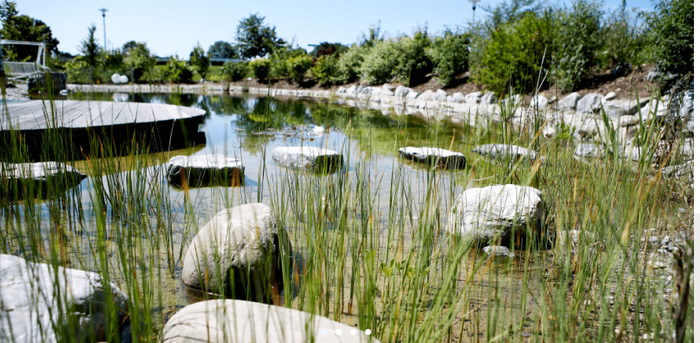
[472,144,538,161]
[447,184,544,247]
[483,245,515,258]
[0,254,129,343]
[162,299,381,343]
[0,162,86,199]
[166,154,244,187]
[181,203,287,299]
[398,147,466,169]
[272,146,343,173]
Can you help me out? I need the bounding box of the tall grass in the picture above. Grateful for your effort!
[0,86,692,342]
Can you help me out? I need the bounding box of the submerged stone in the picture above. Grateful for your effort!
[0,254,129,343]
[483,245,515,258]
[167,154,244,188]
[272,146,343,173]
[162,299,381,343]
[398,146,466,169]
[0,162,86,199]
[472,144,538,161]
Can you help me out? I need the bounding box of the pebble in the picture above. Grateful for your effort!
[649,236,658,243]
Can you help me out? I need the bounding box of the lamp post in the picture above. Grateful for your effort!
[468,0,480,24]
[99,8,108,51]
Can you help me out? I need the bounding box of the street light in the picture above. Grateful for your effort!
[468,0,480,24]
[99,8,108,51]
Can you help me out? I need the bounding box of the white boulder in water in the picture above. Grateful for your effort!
[398,146,466,169]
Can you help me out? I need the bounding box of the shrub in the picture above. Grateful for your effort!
[553,0,601,91]
[64,56,90,83]
[164,57,193,83]
[222,61,248,81]
[643,0,693,74]
[270,46,306,79]
[189,44,210,80]
[125,42,156,83]
[288,54,313,83]
[250,58,272,80]
[360,40,400,85]
[311,55,338,85]
[478,12,554,93]
[427,31,470,85]
[394,30,433,86]
[598,3,648,68]
[336,45,365,83]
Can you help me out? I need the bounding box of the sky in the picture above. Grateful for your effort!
[17,0,656,58]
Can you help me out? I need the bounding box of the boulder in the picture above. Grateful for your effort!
[602,98,649,118]
[346,85,357,95]
[574,143,607,158]
[382,83,395,91]
[406,90,419,100]
[0,162,86,199]
[272,146,343,173]
[447,184,543,246]
[603,92,616,101]
[337,86,347,94]
[416,90,434,101]
[529,95,548,110]
[162,299,380,343]
[370,87,383,98]
[181,203,286,298]
[167,154,244,188]
[483,246,515,258]
[432,89,448,101]
[576,93,603,114]
[618,115,639,127]
[450,92,465,103]
[394,85,410,98]
[464,91,482,105]
[662,161,693,179]
[398,147,466,169]
[0,254,129,343]
[556,92,581,112]
[472,144,538,161]
[481,91,496,104]
[542,126,557,138]
[502,94,523,107]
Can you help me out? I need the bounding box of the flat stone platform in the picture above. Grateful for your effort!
[0,100,206,161]
[0,100,205,130]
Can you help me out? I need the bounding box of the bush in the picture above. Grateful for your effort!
[643,0,693,74]
[189,44,210,80]
[164,57,193,83]
[125,42,156,83]
[478,12,554,93]
[360,40,400,85]
[336,45,365,83]
[270,46,306,79]
[598,4,648,68]
[64,56,90,83]
[553,0,601,91]
[222,61,248,81]
[288,54,313,83]
[311,55,338,85]
[427,31,470,85]
[394,30,433,86]
[250,58,272,80]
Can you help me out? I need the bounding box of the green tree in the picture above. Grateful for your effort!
[358,21,384,48]
[234,14,285,59]
[553,0,601,91]
[394,29,433,86]
[124,42,155,83]
[310,42,348,58]
[643,0,693,74]
[427,30,470,85]
[0,0,59,61]
[288,54,313,83]
[122,41,140,53]
[189,43,210,80]
[164,56,193,83]
[207,41,238,59]
[78,24,101,84]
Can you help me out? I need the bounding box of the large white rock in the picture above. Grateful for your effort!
[447,184,543,245]
[0,162,86,198]
[556,92,581,112]
[0,254,129,343]
[574,143,607,158]
[272,146,343,172]
[406,90,419,100]
[398,146,466,169]
[471,144,538,161]
[530,95,548,110]
[167,154,244,187]
[483,245,515,258]
[450,92,465,103]
[417,90,434,101]
[481,91,496,104]
[464,91,483,105]
[602,98,649,118]
[181,203,283,295]
[576,93,603,114]
[432,89,448,101]
[162,299,381,343]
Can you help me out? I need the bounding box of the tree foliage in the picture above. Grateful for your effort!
[78,24,101,69]
[164,57,193,84]
[189,43,210,79]
[288,54,313,83]
[124,42,156,83]
[643,0,693,74]
[394,30,433,86]
[554,0,601,91]
[234,14,285,59]
[207,41,238,59]
[427,30,470,85]
[222,61,248,81]
[310,42,348,57]
[0,0,59,61]
[250,58,272,80]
